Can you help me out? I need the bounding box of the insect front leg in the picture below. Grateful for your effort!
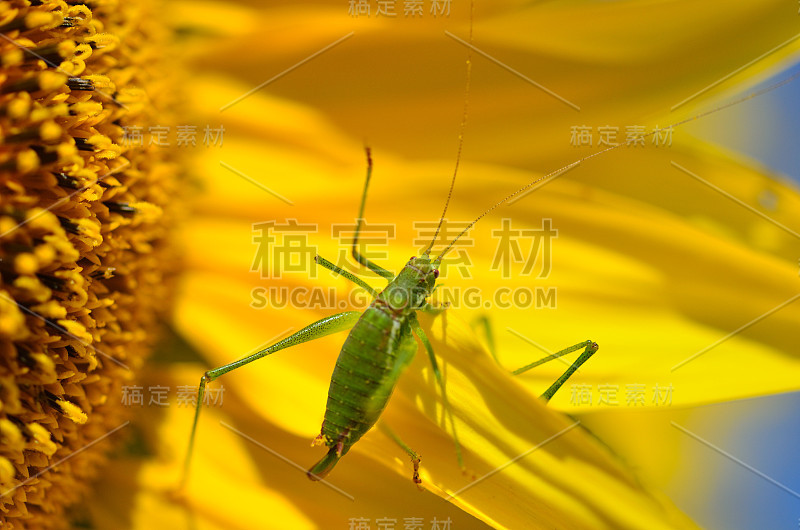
[314,254,379,298]
[179,310,361,489]
[352,147,393,280]
[418,284,450,315]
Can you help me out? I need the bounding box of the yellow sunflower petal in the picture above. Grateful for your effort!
[175,0,800,172]
[166,83,708,527]
[157,0,800,528]
[86,364,495,529]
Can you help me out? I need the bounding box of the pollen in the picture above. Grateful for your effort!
[0,0,185,527]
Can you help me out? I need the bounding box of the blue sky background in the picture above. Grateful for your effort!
[677,59,800,529]
[688,60,800,187]
[756,61,800,185]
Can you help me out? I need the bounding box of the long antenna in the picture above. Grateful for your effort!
[424,0,475,256]
[435,69,800,262]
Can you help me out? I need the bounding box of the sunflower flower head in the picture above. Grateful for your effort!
[0,0,183,526]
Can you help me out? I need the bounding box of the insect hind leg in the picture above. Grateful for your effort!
[179,311,361,490]
[473,315,599,402]
[512,340,599,402]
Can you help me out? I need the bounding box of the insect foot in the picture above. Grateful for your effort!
[412,457,424,491]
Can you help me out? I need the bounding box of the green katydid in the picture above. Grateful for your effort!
[179,0,601,487]
[178,15,800,489]
[179,140,601,487]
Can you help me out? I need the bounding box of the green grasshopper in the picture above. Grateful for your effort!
[179,6,604,485]
[305,152,600,482]
[180,138,601,486]
[179,22,800,490]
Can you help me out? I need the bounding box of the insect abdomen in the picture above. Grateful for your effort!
[320,304,407,446]
[309,261,432,479]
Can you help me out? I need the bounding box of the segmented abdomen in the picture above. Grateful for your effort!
[320,302,408,447]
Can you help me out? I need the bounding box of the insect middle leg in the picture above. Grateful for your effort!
[378,421,422,487]
[409,312,465,471]
[180,310,361,489]
[472,314,499,365]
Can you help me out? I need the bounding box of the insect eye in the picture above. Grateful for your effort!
[433,269,439,278]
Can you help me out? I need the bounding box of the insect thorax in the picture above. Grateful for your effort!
[377,256,438,312]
